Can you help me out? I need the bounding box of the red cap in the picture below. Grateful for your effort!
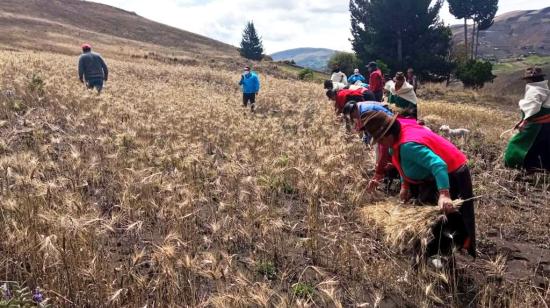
[81,43,92,50]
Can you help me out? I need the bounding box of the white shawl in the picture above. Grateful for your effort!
[519,80,550,119]
[331,72,348,85]
[388,81,417,105]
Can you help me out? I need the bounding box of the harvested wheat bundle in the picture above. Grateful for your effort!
[360,198,464,254]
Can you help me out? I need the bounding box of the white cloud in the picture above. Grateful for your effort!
[90,0,352,53]
[89,0,549,54]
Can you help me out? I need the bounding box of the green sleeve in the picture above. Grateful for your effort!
[400,143,450,190]
[389,93,414,109]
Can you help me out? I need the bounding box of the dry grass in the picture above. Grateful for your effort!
[361,199,456,254]
[0,49,548,307]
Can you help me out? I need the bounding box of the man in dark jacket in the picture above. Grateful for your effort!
[78,44,108,93]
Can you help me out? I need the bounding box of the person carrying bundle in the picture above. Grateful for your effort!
[386,72,418,119]
[361,111,476,259]
[504,67,550,171]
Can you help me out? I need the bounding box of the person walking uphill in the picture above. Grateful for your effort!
[361,111,476,260]
[78,44,108,94]
[367,62,384,102]
[505,67,550,171]
[239,66,260,112]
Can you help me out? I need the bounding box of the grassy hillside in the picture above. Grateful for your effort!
[452,7,550,59]
[0,1,549,307]
[271,48,336,72]
[0,49,548,307]
[0,0,237,58]
[493,55,550,75]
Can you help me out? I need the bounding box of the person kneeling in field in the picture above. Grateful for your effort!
[78,44,108,94]
[504,67,550,171]
[326,88,376,115]
[324,80,346,91]
[343,102,399,190]
[386,72,418,119]
[362,111,476,259]
[239,66,260,112]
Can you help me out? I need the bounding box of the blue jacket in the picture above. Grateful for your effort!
[348,74,366,85]
[239,72,260,93]
[357,102,393,144]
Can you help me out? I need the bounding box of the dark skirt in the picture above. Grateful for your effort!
[409,165,476,258]
[524,123,550,171]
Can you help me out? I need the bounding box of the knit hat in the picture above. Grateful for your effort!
[522,66,545,80]
[360,111,398,143]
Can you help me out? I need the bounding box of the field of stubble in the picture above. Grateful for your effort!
[0,50,548,307]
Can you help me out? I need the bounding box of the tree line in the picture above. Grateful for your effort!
[239,0,499,88]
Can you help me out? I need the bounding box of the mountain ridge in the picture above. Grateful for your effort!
[271,47,338,72]
[451,7,550,59]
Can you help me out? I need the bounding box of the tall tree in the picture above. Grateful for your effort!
[448,0,474,58]
[350,0,453,79]
[239,21,264,61]
[473,0,498,59]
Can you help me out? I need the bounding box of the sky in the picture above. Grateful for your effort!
[89,0,549,54]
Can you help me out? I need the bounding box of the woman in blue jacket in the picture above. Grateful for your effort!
[348,69,366,85]
[239,66,260,112]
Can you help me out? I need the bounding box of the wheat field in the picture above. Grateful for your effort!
[0,50,548,307]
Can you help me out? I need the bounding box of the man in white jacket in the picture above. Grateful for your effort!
[330,67,348,86]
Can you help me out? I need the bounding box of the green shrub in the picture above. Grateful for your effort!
[292,282,314,298]
[456,60,496,89]
[28,73,45,95]
[256,261,277,280]
[375,60,389,76]
[298,68,314,81]
[328,52,360,76]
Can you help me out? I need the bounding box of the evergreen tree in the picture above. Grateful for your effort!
[239,21,264,61]
[472,0,498,59]
[350,0,453,79]
[448,0,474,58]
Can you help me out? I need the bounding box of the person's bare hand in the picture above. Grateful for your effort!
[367,174,383,193]
[399,186,411,203]
[438,190,455,214]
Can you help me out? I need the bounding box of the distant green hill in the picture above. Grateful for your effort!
[271,48,337,72]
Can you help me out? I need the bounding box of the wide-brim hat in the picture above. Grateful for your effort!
[360,111,398,144]
[522,66,545,80]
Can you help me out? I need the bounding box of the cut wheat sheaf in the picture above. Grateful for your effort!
[361,199,465,253]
